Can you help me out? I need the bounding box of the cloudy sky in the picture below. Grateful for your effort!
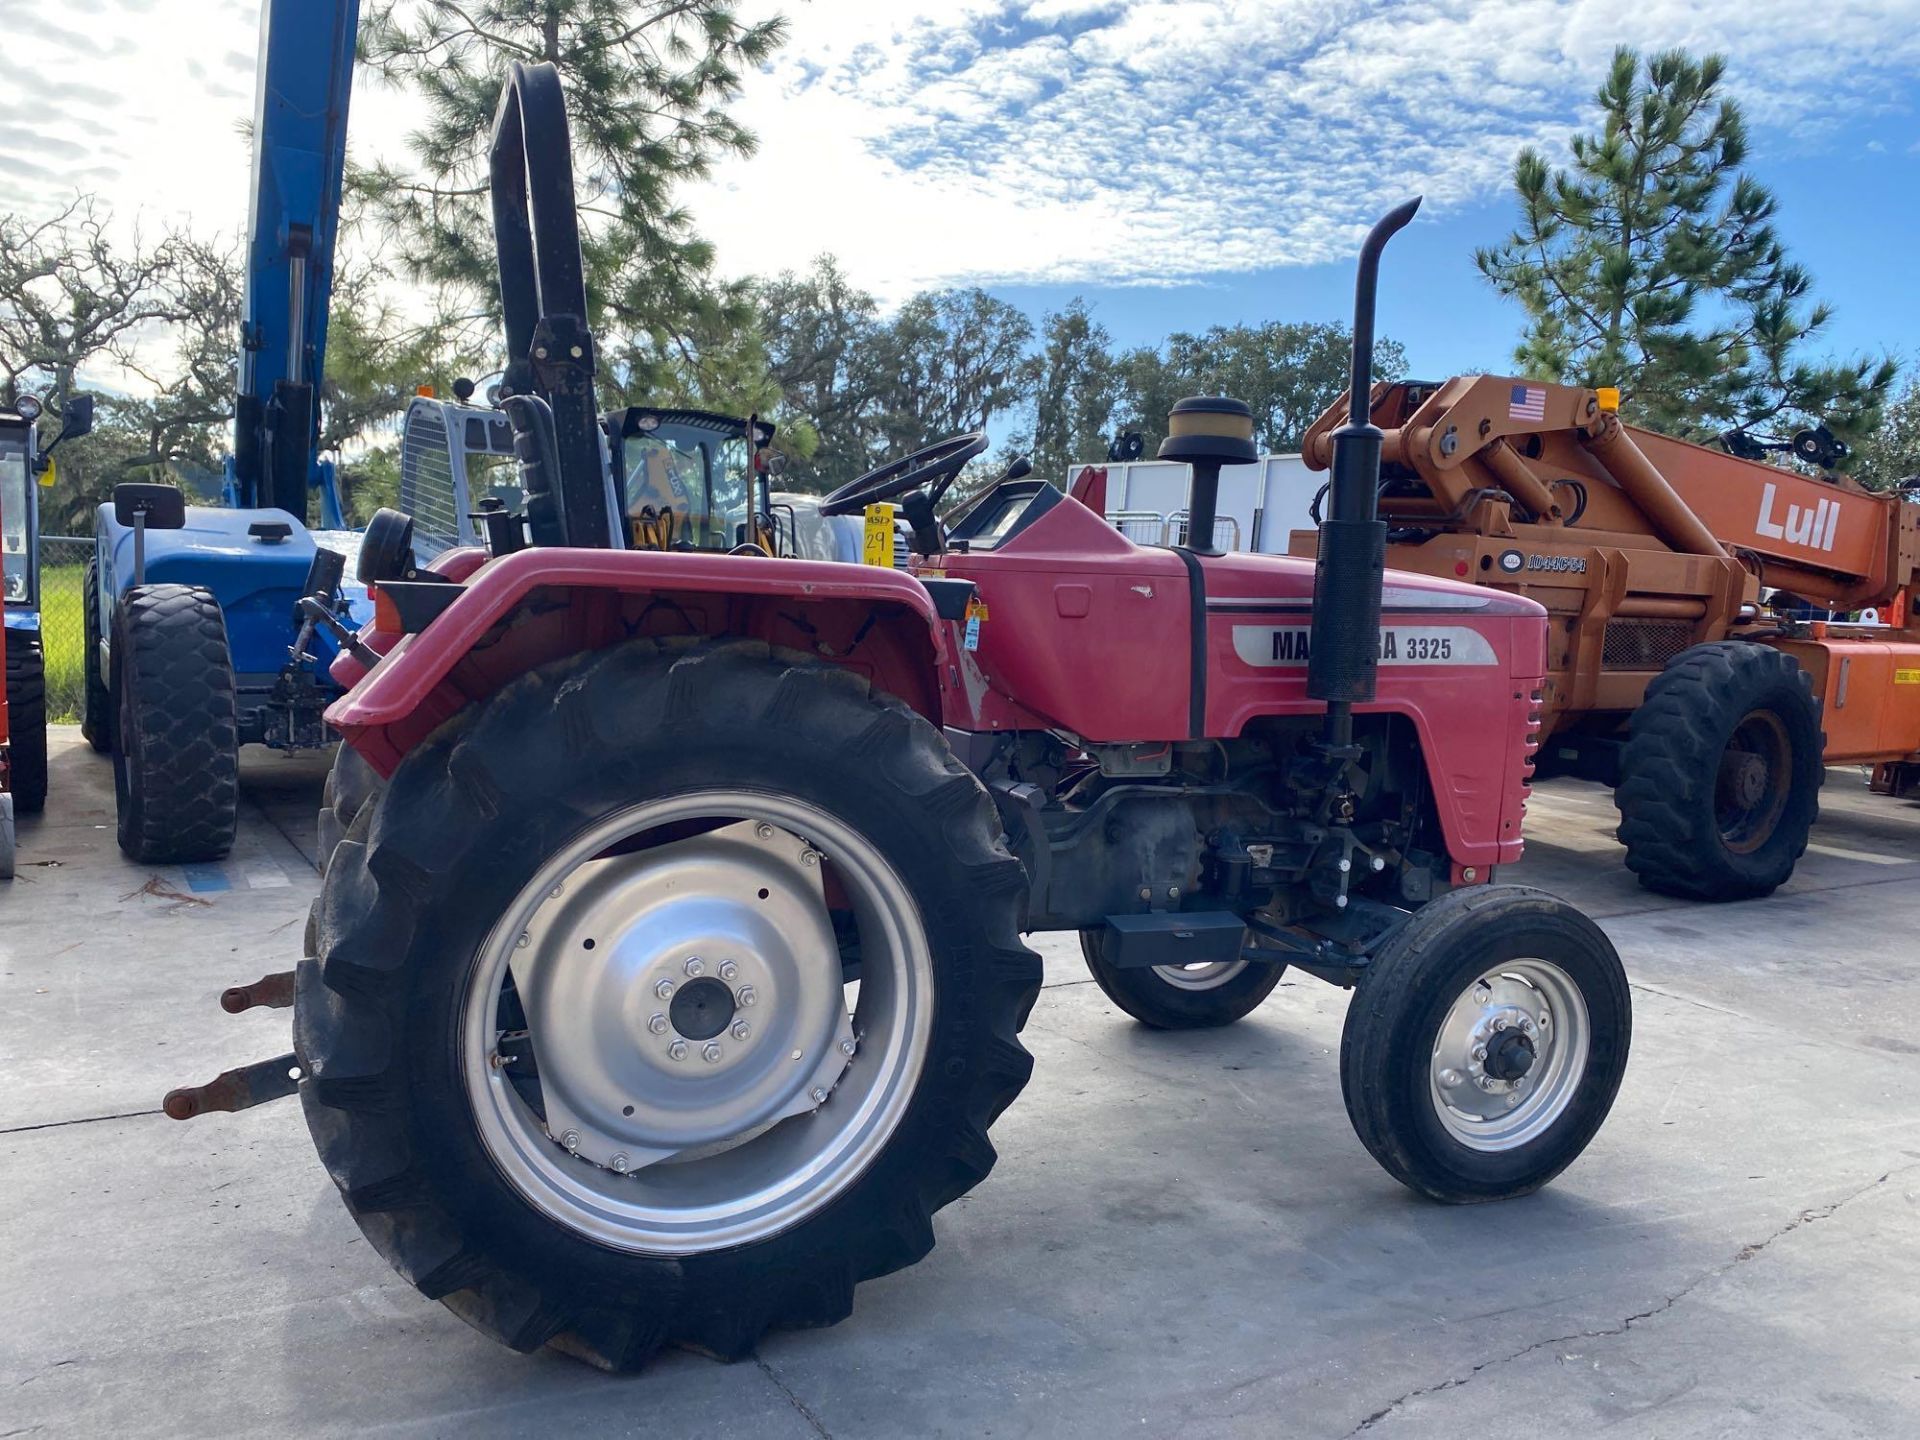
[11,0,1920,384]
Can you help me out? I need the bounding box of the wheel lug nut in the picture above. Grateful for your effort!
[668,1040,688,1061]
[719,960,738,982]
[561,1130,580,1152]
[839,1038,856,1057]
[731,1021,751,1041]
[702,1042,723,1064]
[1478,1076,1496,1092]
[1438,1068,1462,1088]
[516,933,530,950]
[809,1087,828,1104]
[1473,983,1491,1004]
[648,1013,668,1035]
[685,957,705,977]
[655,979,675,999]
[1493,1017,1509,1031]
[1471,1044,1487,1062]
[755,822,775,840]
[737,986,757,1007]
[609,1152,630,1174]
[801,849,821,867]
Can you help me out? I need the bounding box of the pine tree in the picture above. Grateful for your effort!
[357,0,786,394]
[1476,47,1893,447]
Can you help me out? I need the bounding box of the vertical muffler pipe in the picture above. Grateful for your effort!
[1308,197,1422,745]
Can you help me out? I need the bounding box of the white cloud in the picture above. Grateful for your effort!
[688,0,1920,296]
[12,0,1920,312]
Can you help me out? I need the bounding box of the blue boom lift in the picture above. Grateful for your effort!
[89,0,368,864]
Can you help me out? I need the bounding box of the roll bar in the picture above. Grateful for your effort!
[489,61,616,549]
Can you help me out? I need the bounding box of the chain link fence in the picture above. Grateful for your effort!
[36,536,90,723]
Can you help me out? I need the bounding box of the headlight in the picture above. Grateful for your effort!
[14,393,42,421]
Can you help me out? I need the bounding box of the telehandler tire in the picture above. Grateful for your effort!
[81,552,112,753]
[4,632,47,814]
[1079,928,1283,1028]
[1615,641,1822,901]
[297,638,1043,1370]
[110,585,239,864]
[1340,884,1630,1203]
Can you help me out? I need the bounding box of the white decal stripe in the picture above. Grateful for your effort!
[1231,625,1499,668]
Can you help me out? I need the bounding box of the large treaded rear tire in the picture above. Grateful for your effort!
[111,585,239,864]
[296,638,1043,1370]
[1615,641,1822,901]
[4,633,47,814]
[315,743,379,877]
[81,552,112,753]
[1079,928,1283,1028]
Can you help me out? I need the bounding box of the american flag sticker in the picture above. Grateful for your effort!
[1508,383,1547,421]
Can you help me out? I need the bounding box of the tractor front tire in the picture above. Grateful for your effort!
[81,552,112,753]
[1616,641,1823,901]
[1340,884,1630,1203]
[111,585,239,864]
[297,639,1043,1369]
[1079,928,1283,1028]
[4,633,47,814]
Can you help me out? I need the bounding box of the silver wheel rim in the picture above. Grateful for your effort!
[461,790,932,1255]
[1150,960,1249,991]
[1428,959,1589,1151]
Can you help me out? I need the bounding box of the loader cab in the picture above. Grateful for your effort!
[0,411,34,610]
[612,408,777,553]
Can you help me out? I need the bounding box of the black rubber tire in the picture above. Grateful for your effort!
[296,637,1043,1370]
[4,633,47,814]
[81,552,112,753]
[1079,928,1283,1028]
[1616,641,1823,901]
[1340,884,1631,1204]
[110,585,239,864]
[315,742,380,877]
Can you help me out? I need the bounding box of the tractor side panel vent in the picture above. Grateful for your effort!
[398,399,463,561]
[1602,618,1694,671]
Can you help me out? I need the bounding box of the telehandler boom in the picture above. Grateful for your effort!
[1296,376,1920,899]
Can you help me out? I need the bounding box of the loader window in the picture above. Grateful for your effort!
[622,421,753,550]
[1,438,29,605]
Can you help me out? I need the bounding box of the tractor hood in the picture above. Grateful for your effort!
[1204,549,1546,618]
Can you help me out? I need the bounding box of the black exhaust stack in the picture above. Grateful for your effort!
[1307,197,1421,744]
[489,61,613,550]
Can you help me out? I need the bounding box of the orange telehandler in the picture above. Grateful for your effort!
[1293,375,1920,901]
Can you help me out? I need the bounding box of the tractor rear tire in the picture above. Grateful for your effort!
[1079,928,1283,1028]
[1616,641,1823,901]
[81,552,112,753]
[111,585,239,864]
[4,633,47,814]
[296,638,1043,1370]
[1340,884,1630,1204]
[315,743,379,877]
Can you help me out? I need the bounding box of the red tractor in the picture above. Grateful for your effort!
[170,64,1631,1369]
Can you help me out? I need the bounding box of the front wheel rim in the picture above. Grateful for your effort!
[461,789,933,1256]
[1428,959,1590,1151]
[1150,960,1250,991]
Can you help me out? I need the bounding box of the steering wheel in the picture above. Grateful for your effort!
[818,432,988,517]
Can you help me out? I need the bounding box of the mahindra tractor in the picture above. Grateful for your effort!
[167,64,1631,1369]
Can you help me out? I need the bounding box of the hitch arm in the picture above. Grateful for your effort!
[163,1052,301,1121]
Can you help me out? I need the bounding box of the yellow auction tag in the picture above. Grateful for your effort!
[37,456,55,488]
[862,503,894,567]
[1895,668,1920,685]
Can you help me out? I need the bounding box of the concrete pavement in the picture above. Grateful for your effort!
[3,728,1916,1437]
